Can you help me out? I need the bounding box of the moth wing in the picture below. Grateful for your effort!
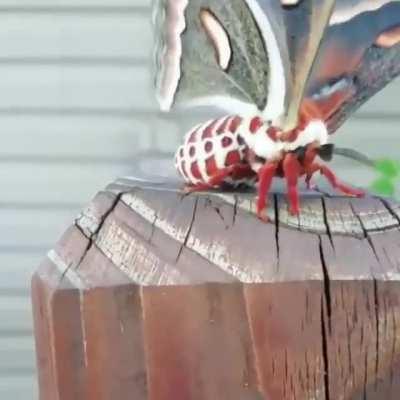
[152,0,289,116]
[331,0,397,24]
[304,0,400,132]
[278,0,336,130]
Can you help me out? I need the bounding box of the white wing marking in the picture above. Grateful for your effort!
[200,9,232,70]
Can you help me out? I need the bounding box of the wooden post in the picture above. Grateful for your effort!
[32,177,400,400]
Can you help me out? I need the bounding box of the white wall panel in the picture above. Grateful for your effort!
[0,14,152,59]
[0,65,155,109]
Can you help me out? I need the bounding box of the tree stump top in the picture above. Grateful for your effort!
[32,175,400,400]
[50,175,400,287]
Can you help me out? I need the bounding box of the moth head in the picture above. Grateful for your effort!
[199,8,232,71]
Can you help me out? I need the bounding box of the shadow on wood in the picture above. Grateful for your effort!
[32,177,400,400]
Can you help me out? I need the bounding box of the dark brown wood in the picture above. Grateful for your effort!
[32,177,400,400]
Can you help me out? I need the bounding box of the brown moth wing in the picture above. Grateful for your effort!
[305,0,400,132]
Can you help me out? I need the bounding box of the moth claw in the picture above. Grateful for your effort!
[183,183,213,194]
[289,206,300,216]
[182,185,194,195]
[349,189,365,198]
[256,207,270,222]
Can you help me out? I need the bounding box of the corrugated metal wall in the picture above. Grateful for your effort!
[0,1,398,398]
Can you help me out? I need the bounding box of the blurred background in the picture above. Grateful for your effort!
[0,1,398,398]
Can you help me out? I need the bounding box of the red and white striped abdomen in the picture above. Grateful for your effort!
[175,116,247,185]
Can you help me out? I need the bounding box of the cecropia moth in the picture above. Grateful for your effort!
[152,0,400,220]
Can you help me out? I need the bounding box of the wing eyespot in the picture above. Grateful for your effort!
[280,0,301,8]
[375,25,400,48]
[199,8,232,71]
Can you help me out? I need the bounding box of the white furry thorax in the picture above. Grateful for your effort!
[239,118,329,161]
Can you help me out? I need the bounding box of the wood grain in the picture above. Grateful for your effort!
[32,177,400,399]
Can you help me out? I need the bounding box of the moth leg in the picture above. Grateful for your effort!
[257,162,278,221]
[305,168,320,191]
[183,182,214,193]
[305,173,316,190]
[184,164,253,193]
[306,162,365,197]
[230,163,255,181]
[183,169,230,193]
[283,153,302,215]
[301,145,320,190]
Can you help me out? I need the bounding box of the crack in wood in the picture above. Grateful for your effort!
[349,202,381,264]
[319,236,332,334]
[380,198,400,226]
[59,191,125,285]
[273,195,280,272]
[345,309,354,392]
[320,298,331,400]
[138,286,151,400]
[175,197,199,263]
[321,197,334,249]
[373,278,380,390]
[148,213,159,244]
[363,349,369,400]
[305,350,311,396]
[187,188,399,237]
[242,287,265,399]
[390,306,397,386]
[232,195,238,227]
[209,200,229,229]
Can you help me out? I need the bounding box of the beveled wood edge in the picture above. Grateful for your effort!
[58,177,399,285]
[106,176,400,235]
[31,176,400,293]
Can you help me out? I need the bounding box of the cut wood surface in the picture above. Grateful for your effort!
[32,177,400,400]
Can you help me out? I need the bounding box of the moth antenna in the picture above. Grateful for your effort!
[333,147,375,168]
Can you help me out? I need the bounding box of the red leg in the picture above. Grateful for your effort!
[256,162,278,221]
[304,163,320,190]
[283,153,302,215]
[230,163,256,180]
[318,164,365,197]
[305,175,318,190]
[184,182,214,193]
[303,146,319,190]
[304,162,365,197]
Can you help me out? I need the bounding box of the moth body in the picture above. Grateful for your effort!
[176,112,329,185]
[176,110,363,219]
[175,116,251,186]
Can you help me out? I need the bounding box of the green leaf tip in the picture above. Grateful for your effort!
[370,177,396,196]
[374,159,400,178]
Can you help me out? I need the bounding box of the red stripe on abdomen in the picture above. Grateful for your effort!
[187,127,200,143]
[216,116,232,134]
[205,156,218,177]
[190,162,202,180]
[202,119,219,139]
[225,150,241,166]
[229,116,242,133]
